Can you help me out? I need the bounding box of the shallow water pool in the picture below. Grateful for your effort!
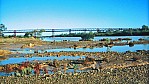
[0,56,85,65]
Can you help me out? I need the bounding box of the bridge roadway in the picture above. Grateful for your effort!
[3,28,134,33]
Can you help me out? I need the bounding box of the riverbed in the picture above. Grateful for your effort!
[0,36,149,83]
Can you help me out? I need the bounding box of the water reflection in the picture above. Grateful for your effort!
[106,47,111,52]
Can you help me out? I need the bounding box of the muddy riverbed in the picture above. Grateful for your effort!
[0,37,149,84]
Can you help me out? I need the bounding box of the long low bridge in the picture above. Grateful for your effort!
[2,28,138,36]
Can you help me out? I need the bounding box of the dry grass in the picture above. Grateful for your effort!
[0,37,42,44]
[0,50,11,56]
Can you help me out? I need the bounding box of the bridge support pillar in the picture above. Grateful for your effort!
[14,30,16,38]
[69,29,71,34]
[97,28,100,33]
[0,31,3,37]
[52,29,55,37]
[34,32,36,38]
[84,29,86,33]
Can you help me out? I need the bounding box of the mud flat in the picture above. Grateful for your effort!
[0,38,149,84]
[11,50,149,62]
[0,50,148,84]
[0,37,149,51]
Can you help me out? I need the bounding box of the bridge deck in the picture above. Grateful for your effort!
[2,28,138,33]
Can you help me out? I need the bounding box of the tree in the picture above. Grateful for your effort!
[24,29,45,38]
[129,28,133,35]
[24,32,30,37]
[33,30,37,38]
[37,29,45,37]
[80,32,95,41]
[0,24,7,30]
[0,24,7,37]
[142,25,148,31]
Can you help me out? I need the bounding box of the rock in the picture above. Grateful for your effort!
[21,43,35,48]
[128,42,134,47]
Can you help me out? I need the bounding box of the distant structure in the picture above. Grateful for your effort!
[0,24,7,37]
[1,24,148,37]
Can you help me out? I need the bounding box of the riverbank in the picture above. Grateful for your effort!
[0,37,149,51]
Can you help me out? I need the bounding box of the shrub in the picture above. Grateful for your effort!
[80,32,95,41]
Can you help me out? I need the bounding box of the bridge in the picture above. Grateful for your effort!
[2,28,138,37]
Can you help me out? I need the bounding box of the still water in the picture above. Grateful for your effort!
[42,36,149,41]
[10,44,149,54]
[40,36,149,53]
[0,56,85,65]
[46,44,149,52]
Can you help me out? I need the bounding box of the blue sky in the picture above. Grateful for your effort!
[0,0,148,30]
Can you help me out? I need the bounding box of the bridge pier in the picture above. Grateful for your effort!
[14,30,16,38]
[69,29,71,34]
[34,31,36,38]
[97,28,100,33]
[0,31,3,37]
[84,29,87,33]
[52,29,55,37]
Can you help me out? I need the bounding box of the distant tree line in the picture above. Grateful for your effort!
[54,25,149,41]
[55,25,149,37]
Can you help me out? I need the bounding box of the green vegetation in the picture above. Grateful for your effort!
[55,25,149,37]
[1,29,45,38]
[3,35,24,38]
[0,24,7,37]
[24,29,45,38]
[80,32,94,41]
[142,25,148,31]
